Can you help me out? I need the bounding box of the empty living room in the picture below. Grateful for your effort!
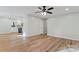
[0,6,79,52]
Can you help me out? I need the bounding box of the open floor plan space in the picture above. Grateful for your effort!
[0,6,79,52]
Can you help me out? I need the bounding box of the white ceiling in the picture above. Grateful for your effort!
[0,6,79,19]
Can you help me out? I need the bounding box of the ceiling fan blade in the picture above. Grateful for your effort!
[46,11,52,14]
[35,11,42,13]
[48,7,54,10]
[38,7,42,10]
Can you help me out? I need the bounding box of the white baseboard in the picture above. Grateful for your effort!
[47,34,79,41]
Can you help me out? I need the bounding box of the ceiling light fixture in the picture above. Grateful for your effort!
[41,12,46,16]
[65,8,69,11]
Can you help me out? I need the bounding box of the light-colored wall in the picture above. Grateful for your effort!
[47,13,79,40]
[22,16,29,37]
[0,15,43,37]
[0,18,17,34]
[42,19,47,34]
[28,16,43,36]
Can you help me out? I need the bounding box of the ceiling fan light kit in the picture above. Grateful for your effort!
[41,12,47,16]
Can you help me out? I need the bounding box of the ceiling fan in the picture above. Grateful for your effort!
[35,6,54,16]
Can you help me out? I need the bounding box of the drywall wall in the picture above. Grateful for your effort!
[47,13,79,40]
[42,19,47,34]
[0,15,43,37]
[28,16,43,36]
[0,18,17,34]
[22,16,29,37]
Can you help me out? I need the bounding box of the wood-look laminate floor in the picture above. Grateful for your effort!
[0,32,79,52]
